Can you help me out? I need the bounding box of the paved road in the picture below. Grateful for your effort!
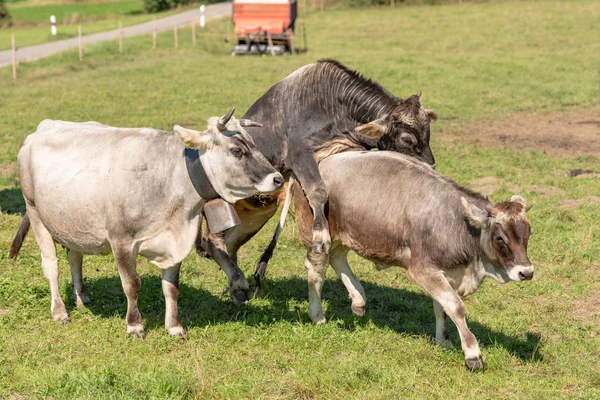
[0,1,231,67]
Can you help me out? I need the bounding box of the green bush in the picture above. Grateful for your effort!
[0,0,12,28]
[143,0,176,13]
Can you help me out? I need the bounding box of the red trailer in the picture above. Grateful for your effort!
[232,0,298,55]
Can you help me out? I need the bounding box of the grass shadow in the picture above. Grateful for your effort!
[0,187,25,215]
[79,273,542,363]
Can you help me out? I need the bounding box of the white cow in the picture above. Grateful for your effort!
[10,109,283,338]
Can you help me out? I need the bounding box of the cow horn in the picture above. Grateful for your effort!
[239,119,263,128]
[218,107,235,131]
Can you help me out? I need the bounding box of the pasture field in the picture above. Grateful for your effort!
[1,0,600,398]
[0,0,197,51]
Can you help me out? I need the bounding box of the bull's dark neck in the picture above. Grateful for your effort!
[312,60,398,124]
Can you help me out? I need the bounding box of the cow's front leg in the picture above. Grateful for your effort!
[409,269,483,370]
[113,246,144,338]
[287,149,330,254]
[305,249,329,325]
[433,300,453,349]
[162,264,186,339]
[205,231,249,304]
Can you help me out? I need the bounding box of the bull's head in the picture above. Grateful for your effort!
[354,91,437,167]
[173,107,284,204]
[461,195,534,283]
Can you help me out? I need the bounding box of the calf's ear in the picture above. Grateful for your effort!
[461,197,489,229]
[356,115,389,138]
[425,109,438,123]
[173,125,213,150]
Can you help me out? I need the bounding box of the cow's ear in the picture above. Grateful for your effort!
[461,197,489,229]
[356,116,389,139]
[510,195,526,207]
[239,119,263,128]
[425,108,438,123]
[173,125,213,150]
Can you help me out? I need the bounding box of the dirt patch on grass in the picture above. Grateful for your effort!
[469,176,502,195]
[510,185,565,196]
[0,162,15,178]
[559,196,600,210]
[445,109,600,158]
[573,290,600,329]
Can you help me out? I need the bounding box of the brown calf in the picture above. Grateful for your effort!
[293,151,534,370]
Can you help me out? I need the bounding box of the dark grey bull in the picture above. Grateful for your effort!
[201,60,437,298]
[9,110,283,338]
[293,151,534,370]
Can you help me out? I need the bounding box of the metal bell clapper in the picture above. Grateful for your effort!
[203,198,241,233]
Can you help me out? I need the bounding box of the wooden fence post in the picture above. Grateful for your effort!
[390,0,394,7]
[174,25,178,49]
[11,34,16,82]
[152,19,157,49]
[266,32,275,56]
[119,21,123,53]
[78,25,83,61]
[192,23,196,46]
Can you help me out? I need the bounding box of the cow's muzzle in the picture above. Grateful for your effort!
[511,265,534,281]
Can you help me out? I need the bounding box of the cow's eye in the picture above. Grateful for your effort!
[230,148,243,158]
[402,136,413,146]
[495,235,506,245]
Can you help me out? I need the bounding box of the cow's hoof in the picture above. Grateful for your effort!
[127,325,146,339]
[351,303,365,317]
[54,315,70,325]
[52,308,70,324]
[75,294,91,307]
[309,313,327,325]
[437,339,455,350]
[168,326,187,340]
[465,356,484,371]
[230,288,249,305]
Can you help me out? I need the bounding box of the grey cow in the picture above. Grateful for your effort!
[293,151,534,370]
[9,110,283,338]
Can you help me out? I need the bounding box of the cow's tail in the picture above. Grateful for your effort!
[10,213,30,259]
[254,176,295,296]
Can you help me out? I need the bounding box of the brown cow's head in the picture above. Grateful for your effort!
[461,195,534,283]
[355,91,437,167]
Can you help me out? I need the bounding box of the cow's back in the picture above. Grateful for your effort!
[18,120,190,255]
[314,151,481,267]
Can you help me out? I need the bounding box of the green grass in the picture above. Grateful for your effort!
[0,1,198,51]
[1,1,600,398]
[8,0,144,26]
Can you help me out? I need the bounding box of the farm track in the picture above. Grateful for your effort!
[0,1,231,67]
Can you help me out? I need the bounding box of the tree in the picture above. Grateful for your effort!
[0,0,12,29]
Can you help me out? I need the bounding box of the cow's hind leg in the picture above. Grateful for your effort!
[433,300,453,349]
[205,231,249,304]
[112,245,144,338]
[162,264,186,338]
[67,249,90,307]
[305,249,329,325]
[28,208,69,323]
[329,247,366,317]
[409,269,483,370]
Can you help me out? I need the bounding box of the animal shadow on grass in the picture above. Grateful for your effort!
[0,188,25,215]
[80,273,542,363]
[314,278,543,363]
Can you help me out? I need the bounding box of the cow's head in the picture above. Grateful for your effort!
[174,108,283,204]
[355,91,437,167]
[461,195,534,283]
